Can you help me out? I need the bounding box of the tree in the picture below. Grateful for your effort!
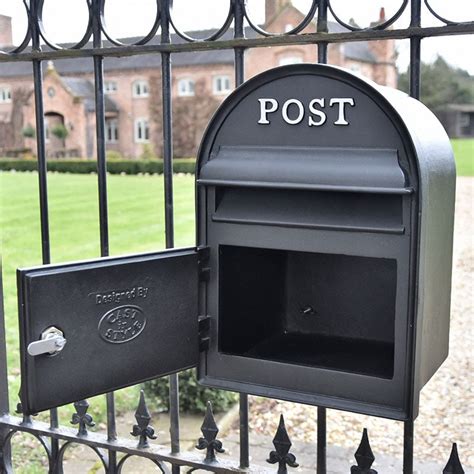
[149,75,220,158]
[398,56,474,113]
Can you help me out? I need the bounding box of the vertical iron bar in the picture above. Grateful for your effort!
[317,406,327,474]
[404,3,421,471]
[0,271,11,470]
[233,1,250,468]
[30,1,59,469]
[403,419,414,474]
[409,0,422,99]
[317,0,328,64]
[161,3,179,472]
[91,1,115,472]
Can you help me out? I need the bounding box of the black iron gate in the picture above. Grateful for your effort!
[0,1,472,472]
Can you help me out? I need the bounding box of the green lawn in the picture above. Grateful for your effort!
[0,137,471,444]
[0,172,195,427]
[451,138,474,176]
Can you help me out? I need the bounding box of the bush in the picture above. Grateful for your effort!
[144,369,238,414]
[51,124,69,140]
[22,124,36,138]
[0,158,196,175]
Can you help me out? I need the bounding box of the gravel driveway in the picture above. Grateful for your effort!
[245,177,473,468]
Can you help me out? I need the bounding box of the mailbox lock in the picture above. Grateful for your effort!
[27,326,67,357]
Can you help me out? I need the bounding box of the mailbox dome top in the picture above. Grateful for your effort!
[196,63,454,189]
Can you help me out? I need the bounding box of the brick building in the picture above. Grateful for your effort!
[0,2,396,158]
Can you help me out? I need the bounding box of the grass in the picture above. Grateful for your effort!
[0,138,471,470]
[451,138,474,176]
[0,172,195,430]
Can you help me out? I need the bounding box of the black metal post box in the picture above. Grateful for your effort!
[18,64,455,421]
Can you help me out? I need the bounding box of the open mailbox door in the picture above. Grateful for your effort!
[18,248,201,415]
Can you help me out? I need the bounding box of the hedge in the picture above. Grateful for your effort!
[144,369,238,414]
[0,158,196,175]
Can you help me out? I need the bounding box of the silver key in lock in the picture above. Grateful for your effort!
[27,326,67,356]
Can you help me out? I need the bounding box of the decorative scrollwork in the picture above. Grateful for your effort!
[2,429,52,471]
[169,0,234,43]
[196,401,225,463]
[100,0,162,46]
[0,0,32,55]
[243,0,318,37]
[57,440,108,472]
[130,390,157,449]
[266,415,298,474]
[70,399,95,436]
[327,0,409,31]
[36,0,93,51]
[117,453,169,473]
[424,0,473,26]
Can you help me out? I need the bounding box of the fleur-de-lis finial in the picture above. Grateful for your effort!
[443,443,465,474]
[196,401,225,462]
[351,428,377,474]
[70,399,95,436]
[131,390,157,448]
[267,415,299,474]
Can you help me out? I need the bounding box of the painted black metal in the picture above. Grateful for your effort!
[196,402,225,463]
[266,415,298,474]
[196,63,455,421]
[0,1,471,472]
[17,248,199,414]
[351,429,377,474]
[131,391,157,449]
[443,443,465,474]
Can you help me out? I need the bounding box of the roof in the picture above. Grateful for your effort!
[445,103,474,112]
[61,76,118,112]
[0,23,378,78]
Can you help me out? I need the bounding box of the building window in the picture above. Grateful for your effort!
[134,118,150,143]
[279,56,303,66]
[459,112,470,128]
[44,118,50,142]
[213,75,231,95]
[133,80,149,98]
[0,87,12,103]
[178,78,195,97]
[106,119,119,143]
[104,81,118,94]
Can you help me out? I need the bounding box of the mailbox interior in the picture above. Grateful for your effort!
[219,245,396,379]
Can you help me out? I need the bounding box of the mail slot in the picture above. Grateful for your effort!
[18,64,455,420]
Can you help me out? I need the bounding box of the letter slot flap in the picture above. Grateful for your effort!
[198,146,409,193]
[18,248,199,415]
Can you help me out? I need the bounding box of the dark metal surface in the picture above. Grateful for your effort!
[18,249,199,414]
[196,63,454,420]
[0,0,471,472]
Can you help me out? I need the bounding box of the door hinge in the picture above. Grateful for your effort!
[197,246,210,282]
[198,314,211,352]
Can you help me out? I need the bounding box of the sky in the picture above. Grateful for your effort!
[1,0,473,74]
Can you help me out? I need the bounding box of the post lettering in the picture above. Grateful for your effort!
[282,99,305,125]
[308,98,327,127]
[329,98,355,126]
[258,98,279,124]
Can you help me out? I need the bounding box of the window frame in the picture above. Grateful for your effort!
[105,118,119,143]
[177,78,196,97]
[212,75,231,95]
[0,87,12,103]
[134,118,150,143]
[132,80,150,98]
[104,80,118,94]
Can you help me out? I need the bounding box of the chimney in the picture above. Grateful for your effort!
[265,0,290,27]
[0,15,13,47]
[379,7,386,23]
